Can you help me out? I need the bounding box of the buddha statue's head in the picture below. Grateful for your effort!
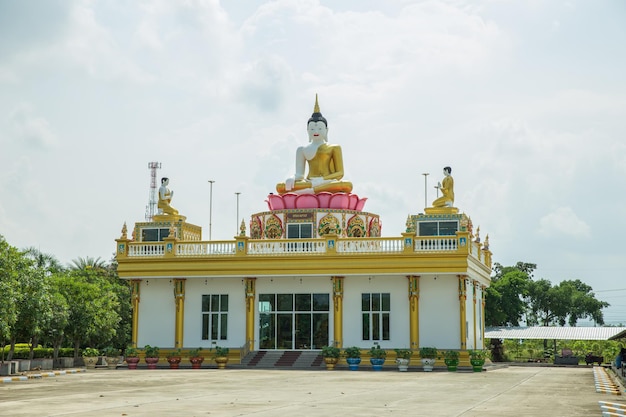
[307,94,328,142]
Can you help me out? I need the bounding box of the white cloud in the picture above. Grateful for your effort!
[8,105,58,149]
[537,207,591,239]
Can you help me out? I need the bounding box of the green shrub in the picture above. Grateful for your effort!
[343,346,361,358]
[419,347,438,359]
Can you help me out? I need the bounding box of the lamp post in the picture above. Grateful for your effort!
[235,192,241,235]
[208,180,215,240]
[422,173,429,209]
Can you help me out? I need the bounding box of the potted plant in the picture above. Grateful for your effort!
[395,348,412,372]
[213,346,229,369]
[419,347,438,372]
[82,347,99,369]
[343,346,362,371]
[442,350,460,372]
[101,347,120,370]
[188,348,204,369]
[166,349,182,369]
[369,345,387,371]
[125,346,140,370]
[469,349,487,372]
[143,345,160,369]
[321,346,341,370]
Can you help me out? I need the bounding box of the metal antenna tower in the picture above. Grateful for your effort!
[146,162,161,221]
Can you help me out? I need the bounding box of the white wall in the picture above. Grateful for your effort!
[183,277,247,349]
[342,275,410,349]
[137,279,176,347]
[419,275,460,349]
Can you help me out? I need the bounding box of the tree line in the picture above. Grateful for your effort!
[0,235,131,361]
[485,261,609,327]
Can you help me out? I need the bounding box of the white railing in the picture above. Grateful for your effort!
[247,239,326,255]
[414,237,458,252]
[336,238,404,254]
[177,241,236,256]
[128,243,165,257]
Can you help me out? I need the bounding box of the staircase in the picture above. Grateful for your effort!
[241,351,325,369]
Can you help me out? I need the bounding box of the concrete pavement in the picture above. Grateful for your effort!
[0,366,623,416]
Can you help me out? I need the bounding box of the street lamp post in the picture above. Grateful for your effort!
[208,180,215,240]
[235,192,241,235]
[422,173,429,209]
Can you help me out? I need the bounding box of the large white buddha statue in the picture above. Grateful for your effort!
[276,95,353,195]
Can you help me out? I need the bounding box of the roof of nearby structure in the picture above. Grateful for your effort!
[485,326,626,341]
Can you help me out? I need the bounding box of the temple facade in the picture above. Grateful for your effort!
[115,97,492,366]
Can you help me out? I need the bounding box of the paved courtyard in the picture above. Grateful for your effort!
[0,366,622,416]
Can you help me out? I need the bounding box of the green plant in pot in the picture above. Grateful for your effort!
[101,346,120,370]
[143,345,160,369]
[343,346,362,371]
[419,347,438,372]
[395,348,412,372]
[125,346,140,370]
[469,349,487,372]
[166,348,182,369]
[213,346,229,369]
[188,347,204,369]
[82,347,99,369]
[442,350,460,372]
[321,346,341,370]
[369,345,387,371]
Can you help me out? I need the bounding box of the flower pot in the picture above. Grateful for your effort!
[444,359,458,372]
[324,357,338,370]
[346,357,361,371]
[126,357,140,370]
[470,359,484,372]
[396,358,410,372]
[145,357,159,369]
[421,358,436,372]
[83,356,98,369]
[106,356,120,370]
[167,357,181,369]
[190,357,204,369]
[370,358,385,371]
[215,356,229,369]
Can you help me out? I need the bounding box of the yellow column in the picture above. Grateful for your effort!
[407,275,420,350]
[332,276,344,348]
[458,275,467,350]
[472,280,477,349]
[245,278,256,351]
[174,278,186,348]
[130,279,141,348]
[481,285,487,348]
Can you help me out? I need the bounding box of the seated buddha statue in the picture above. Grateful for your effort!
[276,95,353,195]
[158,177,179,215]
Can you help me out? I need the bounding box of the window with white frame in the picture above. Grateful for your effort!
[361,293,390,341]
[202,294,228,341]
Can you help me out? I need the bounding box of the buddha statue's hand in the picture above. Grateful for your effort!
[285,177,295,191]
[309,177,328,187]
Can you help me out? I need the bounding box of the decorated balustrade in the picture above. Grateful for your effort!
[120,232,490,267]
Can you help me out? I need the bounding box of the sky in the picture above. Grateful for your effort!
[1,0,625,324]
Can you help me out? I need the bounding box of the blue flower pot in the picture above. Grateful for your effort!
[346,357,361,371]
[370,358,385,371]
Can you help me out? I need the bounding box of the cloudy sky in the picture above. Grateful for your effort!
[1,0,624,324]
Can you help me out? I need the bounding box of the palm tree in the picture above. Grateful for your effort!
[69,256,107,271]
[23,247,64,274]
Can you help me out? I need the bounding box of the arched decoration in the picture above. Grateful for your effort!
[318,213,341,236]
[250,216,262,239]
[347,215,366,237]
[369,218,381,237]
[264,214,283,239]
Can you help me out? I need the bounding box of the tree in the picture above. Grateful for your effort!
[68,256,107,271]
[485,262,535,326]
[23,247,64,274]
[526,279,609,326]
[0,236,24,361]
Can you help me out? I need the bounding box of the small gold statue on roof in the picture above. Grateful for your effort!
[121,222,128,239]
